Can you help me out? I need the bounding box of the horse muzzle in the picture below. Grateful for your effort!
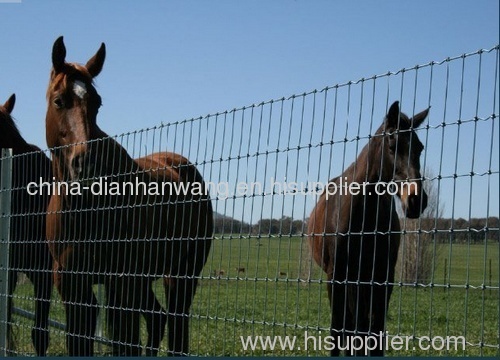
[68,152,98,184]
[403,192,428,219]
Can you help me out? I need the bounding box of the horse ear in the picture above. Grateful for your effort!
[411,107,430,128]
[3,93,16,114]
[86,43,106,78]
[385,101,400,129]
[52,36,66,73]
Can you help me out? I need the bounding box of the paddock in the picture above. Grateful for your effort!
[0,45,498,356]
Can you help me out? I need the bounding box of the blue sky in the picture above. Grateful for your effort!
[0,0,498,221]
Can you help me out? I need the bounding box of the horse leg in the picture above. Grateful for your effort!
[328,275,349,357]
[104,278,123,356]
[342,283,362,357]
[105,276,142,356]
[165,276,198,356]
[366,284,393,356]
[348,282,372,357]
[141,282,167,356]
[365,244,398,356]
[327,277,339,357]
[329,250,351,357]
[59,272,98,356]
[26,270,53,356]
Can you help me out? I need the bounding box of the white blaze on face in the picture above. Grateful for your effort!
[73,80,87,99]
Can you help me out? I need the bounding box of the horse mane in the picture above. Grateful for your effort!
[339,111,422,187]
[2,113,21,137]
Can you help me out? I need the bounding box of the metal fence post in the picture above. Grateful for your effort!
[0,148,13,357]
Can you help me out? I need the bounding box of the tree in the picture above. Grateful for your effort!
[396,170,443,284]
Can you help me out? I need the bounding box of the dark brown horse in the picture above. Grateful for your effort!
[308,101,429,356]
[45,37,213,356]
[0,94,53,356]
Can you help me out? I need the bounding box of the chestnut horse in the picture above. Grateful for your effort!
[0,94,53,356]
[308,101,429,356]
[45,37,213,356]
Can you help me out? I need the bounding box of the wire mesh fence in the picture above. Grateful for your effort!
[0,45,499,356]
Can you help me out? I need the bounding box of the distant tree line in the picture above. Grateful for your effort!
[410,216,500,244]
[213,213,252,235]
[213,213,499,243]
[251,217,307,236]
[213,214,306,236]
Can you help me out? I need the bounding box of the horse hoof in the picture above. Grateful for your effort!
[145,349,159,357]
[32,328,50,356]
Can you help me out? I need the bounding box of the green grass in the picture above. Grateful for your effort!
[8,237,499,356]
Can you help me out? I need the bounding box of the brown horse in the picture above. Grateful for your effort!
[308,101,429,356]
[0,94,53,356]
[45,37,213,356]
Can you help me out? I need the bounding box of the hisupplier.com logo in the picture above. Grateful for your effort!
[240,332,466,355]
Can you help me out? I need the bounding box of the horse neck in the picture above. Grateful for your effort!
[9,139,47,183]
[6,134,31,156]
[11,147,51,200]
[87,125,147,183]
[335,137,397,232]
[102,136,143,179]
[342,137,390,186]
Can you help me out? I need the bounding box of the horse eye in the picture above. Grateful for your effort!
[388,138,397,153]
[53,97,64,109]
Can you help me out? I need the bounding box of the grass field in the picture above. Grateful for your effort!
[8,237,499,356]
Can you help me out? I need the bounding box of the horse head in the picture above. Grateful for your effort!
[0,94,23,151]
[380,101,429,218]
[45,36,106,182]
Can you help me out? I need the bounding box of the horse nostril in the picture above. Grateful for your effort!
[71,154,84,178]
